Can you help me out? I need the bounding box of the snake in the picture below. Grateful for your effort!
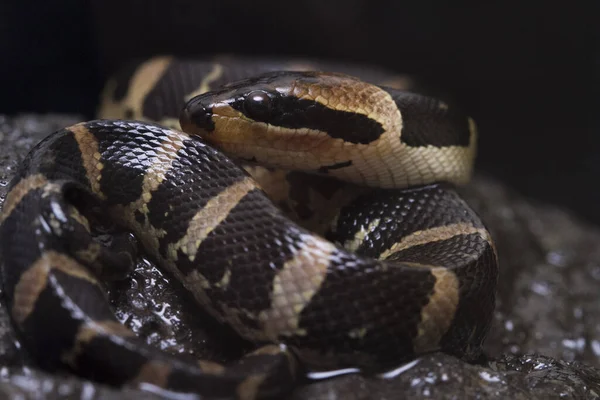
[0,57,498,399]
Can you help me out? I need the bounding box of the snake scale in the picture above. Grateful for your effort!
[0,57,498,399]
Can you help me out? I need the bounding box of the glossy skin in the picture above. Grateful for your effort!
[180,71,477,189]
[0,65,497,399]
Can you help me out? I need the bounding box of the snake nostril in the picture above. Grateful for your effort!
[179,107,192,129]
[180,97,215,133]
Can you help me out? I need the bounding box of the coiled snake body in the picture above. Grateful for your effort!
[0,57,498,399]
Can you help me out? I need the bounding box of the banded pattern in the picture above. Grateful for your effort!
[181,71,477,189]
[99,57,415,130]
[0,121,298,399]
[0,62,498,400]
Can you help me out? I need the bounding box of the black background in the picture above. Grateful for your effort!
[0,2,594,224]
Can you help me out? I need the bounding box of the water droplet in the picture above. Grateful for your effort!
[137,383,200,400]
[530,281,551,296]
[424,373,437,384]
[505,320,514,331]
[131,296,148,310]
[561,337,585,350]
[479,371,502,382]
[81,382,96,400]
[547,251,568,267]
[379,359,420,379]
[306,368,360,381]
[509,344,521,354]
[533,362,549,370]
[590,264,600,280]
[410,377,422,387]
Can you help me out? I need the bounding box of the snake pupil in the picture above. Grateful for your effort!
[243,90,272,120]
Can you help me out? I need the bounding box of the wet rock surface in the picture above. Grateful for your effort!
[1,114,600,399]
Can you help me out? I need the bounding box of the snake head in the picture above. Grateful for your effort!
[180,70,476,188]
[179,71,396,179]
[181,71,315,134]
[180,71,360,136]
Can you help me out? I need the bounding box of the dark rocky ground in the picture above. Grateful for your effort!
[1,115,600,399]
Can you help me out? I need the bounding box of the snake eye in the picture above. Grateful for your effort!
[243,90,273,121]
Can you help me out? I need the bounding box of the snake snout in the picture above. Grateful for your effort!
[180,95,215,134]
